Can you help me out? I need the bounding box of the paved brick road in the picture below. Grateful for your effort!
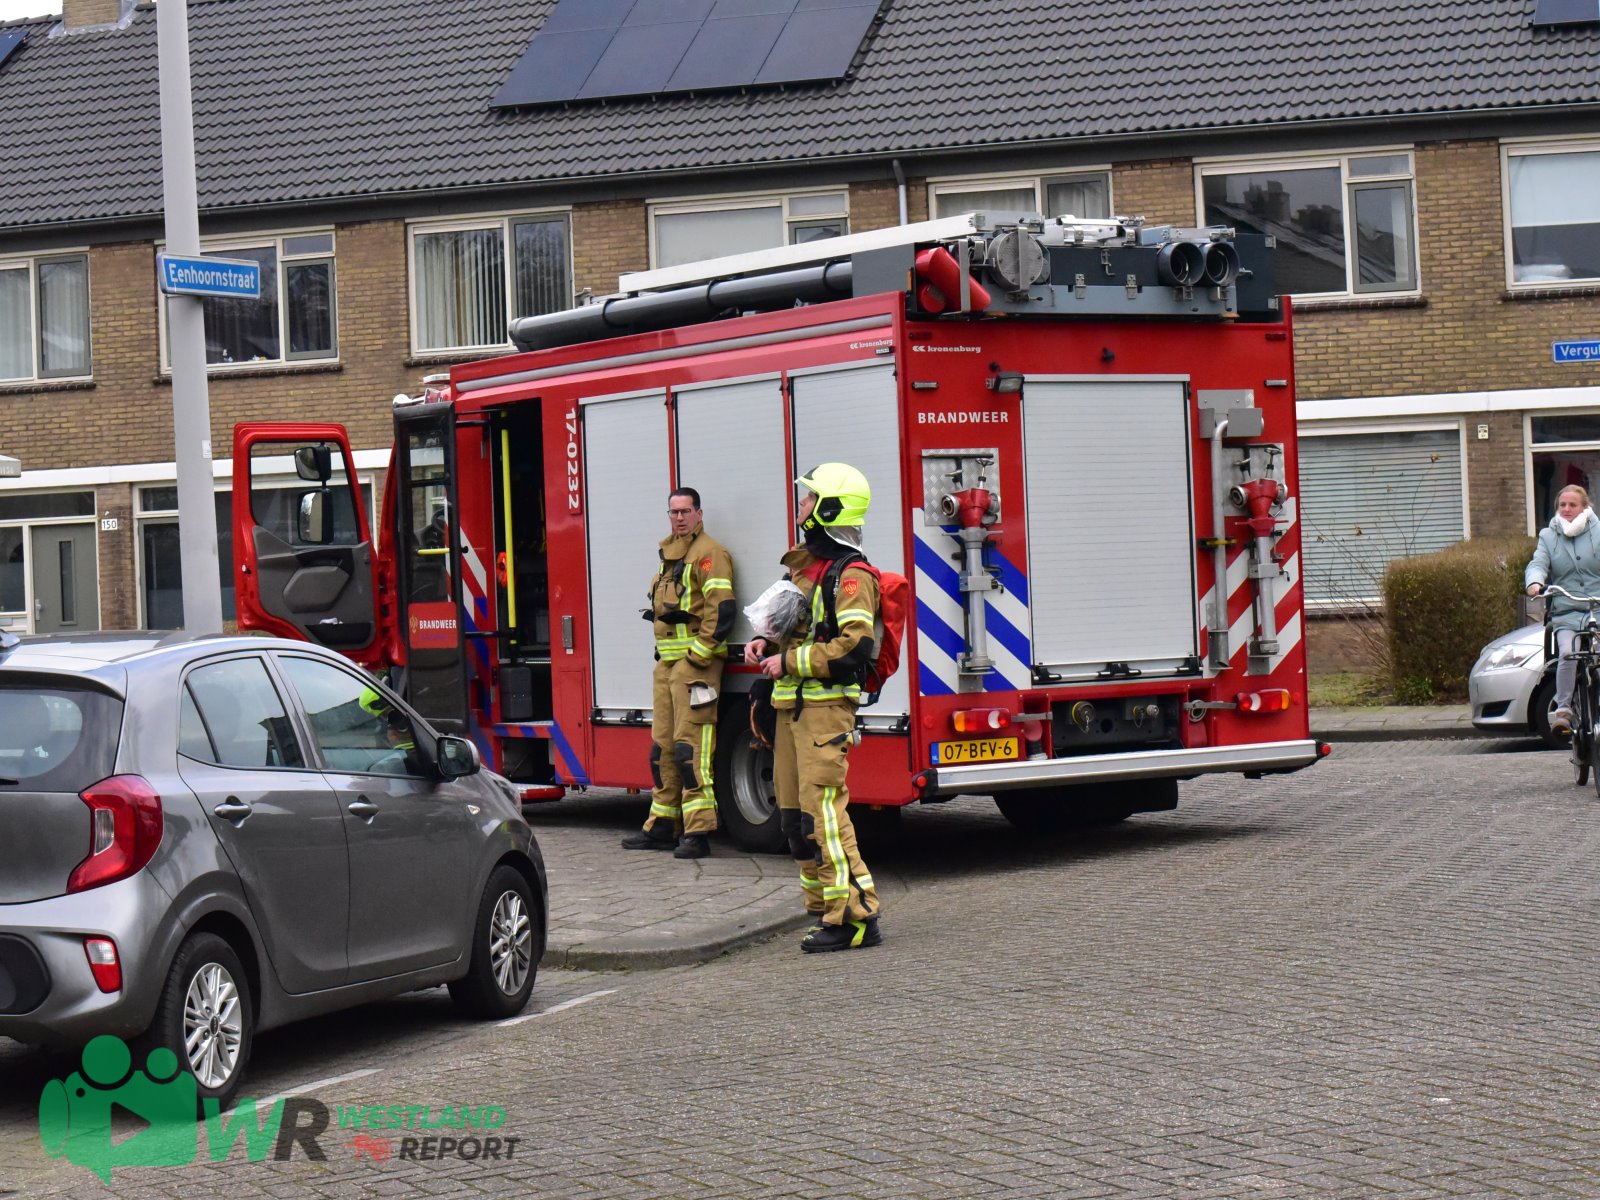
[6,737,1600,1198]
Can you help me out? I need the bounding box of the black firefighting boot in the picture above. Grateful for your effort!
[673,834,711,859]
[621,825,676,851]
[800,916,882,953]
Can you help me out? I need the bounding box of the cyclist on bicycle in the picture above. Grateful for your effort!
[1526,483,1600,736]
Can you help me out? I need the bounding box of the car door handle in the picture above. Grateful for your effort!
[213,798,252,821]
[348,799,380,820]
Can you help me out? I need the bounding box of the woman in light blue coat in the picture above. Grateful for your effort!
[1525,483,1600,733]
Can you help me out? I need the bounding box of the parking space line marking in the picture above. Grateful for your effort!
[497,988,617,1027]
[259,1067,381,1107]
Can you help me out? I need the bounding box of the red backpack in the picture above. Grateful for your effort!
[821,554,909,697]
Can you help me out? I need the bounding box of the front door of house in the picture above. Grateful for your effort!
[29,523,98,633]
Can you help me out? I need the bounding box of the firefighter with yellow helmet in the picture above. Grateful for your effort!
[622,487,736,859]
[745,463,883,952]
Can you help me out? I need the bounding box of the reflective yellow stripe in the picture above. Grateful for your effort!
[703,577,733,591]
[682,798,716,814]
[800,680,861,701]
[649,802,679,819]
[819,784,851,903]
[799,877,824,891]
[835,607,873,625]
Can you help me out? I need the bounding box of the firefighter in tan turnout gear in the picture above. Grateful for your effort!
[746,463,883,952]
[622,487,735,859]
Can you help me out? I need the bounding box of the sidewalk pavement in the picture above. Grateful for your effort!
[527,704,1481,974]
[527,788,909,974]
[1309,702,1477,741]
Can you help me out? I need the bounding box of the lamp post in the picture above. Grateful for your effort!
[156,0,224,633]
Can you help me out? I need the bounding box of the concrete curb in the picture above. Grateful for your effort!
[1311,724,1492,743]
[544,909,813,971]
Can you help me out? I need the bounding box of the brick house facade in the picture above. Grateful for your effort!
[2,0,1599,648]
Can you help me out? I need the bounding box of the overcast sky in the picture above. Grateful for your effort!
[0,0,58,21]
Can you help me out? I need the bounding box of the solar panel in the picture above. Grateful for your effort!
[0,31,26,74]
[491,0,886,108]
[755,1,879,85]
[665,13,788,91]
[1533,0,1600,24]
[577,21,702,99]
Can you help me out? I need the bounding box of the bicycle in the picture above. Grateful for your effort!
[1539,584,1600,791]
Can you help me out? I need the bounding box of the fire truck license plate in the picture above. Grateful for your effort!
[931,737,1021,765]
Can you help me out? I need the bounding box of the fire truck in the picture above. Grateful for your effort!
[232,210,1325,852]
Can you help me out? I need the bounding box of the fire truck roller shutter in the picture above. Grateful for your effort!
[582,389,671,717]
[1021,379,1200,679]
[673,374,788,649]
[790,360,909,724]
[673,374,793,853]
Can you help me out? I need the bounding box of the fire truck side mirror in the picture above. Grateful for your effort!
[298,490,329,545]
[294,444,333,483]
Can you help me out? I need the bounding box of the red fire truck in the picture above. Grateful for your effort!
[232,211,1324,852]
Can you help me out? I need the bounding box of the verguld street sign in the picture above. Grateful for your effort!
[1552,339,1600,364]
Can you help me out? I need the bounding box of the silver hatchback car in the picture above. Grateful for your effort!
[0,631,545,1108]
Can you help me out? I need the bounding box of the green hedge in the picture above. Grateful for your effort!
[1382,536,1537,704]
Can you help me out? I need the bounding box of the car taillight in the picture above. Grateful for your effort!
[951,708,1010,733]
[83,938,122,993]
[67,775,163,894]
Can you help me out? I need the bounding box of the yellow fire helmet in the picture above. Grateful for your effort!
[797,462,871,529]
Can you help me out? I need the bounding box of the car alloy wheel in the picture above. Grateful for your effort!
[183,961,244,1089]
[490,888,532,996]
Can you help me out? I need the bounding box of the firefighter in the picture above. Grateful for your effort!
[745,463,883,952]
[622,487,736,859]
[358,683,419,774]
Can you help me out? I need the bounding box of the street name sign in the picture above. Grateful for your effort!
[1552,339,1600,364]
[157,253,261,299]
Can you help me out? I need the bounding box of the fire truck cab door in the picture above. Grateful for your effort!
[392,404,468,731]
[231,423,384,669]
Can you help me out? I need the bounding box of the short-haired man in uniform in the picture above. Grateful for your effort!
[622,487,736,859]
[745,463,883,951]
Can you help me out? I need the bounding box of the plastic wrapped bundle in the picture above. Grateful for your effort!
[744,580,807,643]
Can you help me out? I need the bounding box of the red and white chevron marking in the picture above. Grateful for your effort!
[1196,497,1303,677]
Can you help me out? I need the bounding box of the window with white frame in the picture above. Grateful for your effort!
[0,253,90,383]
[158,232,338,368]
[1529,413,1600,528]
[410,213,573,353]
[650,192,849,269]
[1504,142,1600,285]
[1198,152,1418,297]
[929,172,1111,221]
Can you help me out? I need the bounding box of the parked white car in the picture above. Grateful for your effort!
[1469,624,1558,745]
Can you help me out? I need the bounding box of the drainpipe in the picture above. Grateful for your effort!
[891,158,908,225]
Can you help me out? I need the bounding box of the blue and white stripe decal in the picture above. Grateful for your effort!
[911,507,1032,694]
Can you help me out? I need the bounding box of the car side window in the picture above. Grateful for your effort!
[183,658,306,770]
[277,656,424,777]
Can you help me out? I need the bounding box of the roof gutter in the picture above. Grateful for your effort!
[6,98,1600,237]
